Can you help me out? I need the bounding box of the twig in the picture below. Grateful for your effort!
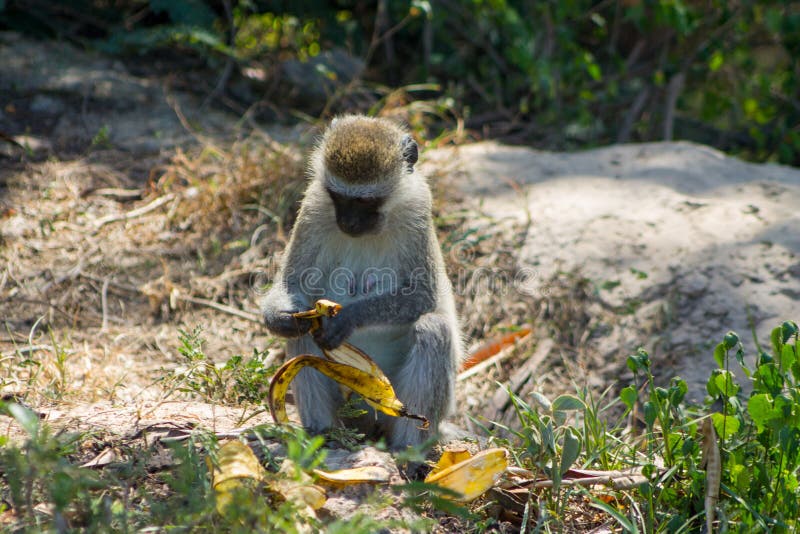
[0,298,73,320]
[176,294,261,323]
[100,277,110,332]
[92,193,176,231]
[81,188,142,201]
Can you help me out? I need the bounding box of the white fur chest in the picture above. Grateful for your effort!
[312,230,402,305]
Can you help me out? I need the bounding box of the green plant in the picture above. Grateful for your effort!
[710,322,800,531]
[490,320,800,532]
[161,327,276,418]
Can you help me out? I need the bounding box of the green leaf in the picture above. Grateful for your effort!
[713,343,727,368]
[754,362,784,394]
[626,349,650,373]
[711,412,740,440]
[771,326,783,357]
[779,344,796,371]
[668,378,688,405]
[552,394,585,412]
[560,427,581,475]
[781,321,798,343]
[589,496,639,533]
[620,385,637,411]
[643,401,657,428]
[714,370,740,398]
[6,402,39,437]
[706,370,721,397]
[748,393,779,433]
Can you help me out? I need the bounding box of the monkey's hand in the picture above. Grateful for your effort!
[264,308,314,338]
[312,313,355,350]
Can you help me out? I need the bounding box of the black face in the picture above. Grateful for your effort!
[327,189,386,237]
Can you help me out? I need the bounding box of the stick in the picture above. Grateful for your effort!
[92,194,176,231]
[100,278,110,331]
[177,294,261,323]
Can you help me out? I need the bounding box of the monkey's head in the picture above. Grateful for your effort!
[315,115,419,237]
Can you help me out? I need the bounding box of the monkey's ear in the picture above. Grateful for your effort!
[401,134,418,172]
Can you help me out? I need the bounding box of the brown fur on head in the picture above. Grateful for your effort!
[322,116,407,185]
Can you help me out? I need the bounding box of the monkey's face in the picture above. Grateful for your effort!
[327,189,386,237]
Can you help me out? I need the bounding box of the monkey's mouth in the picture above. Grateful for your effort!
[335,212,382,237]
[336,221,378,237]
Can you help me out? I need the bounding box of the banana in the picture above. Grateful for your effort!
[271,299,429,428]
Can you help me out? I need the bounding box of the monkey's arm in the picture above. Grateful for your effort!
[262,225,319,338]
[263,285,314,338]
[312,261,439,350]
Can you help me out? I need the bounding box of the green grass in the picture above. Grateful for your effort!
[1,320,798,532]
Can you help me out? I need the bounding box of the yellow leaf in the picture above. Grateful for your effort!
[427,447,473,479]
[268,354,428,427]
[313,465,391,485]
[424,448,508,502]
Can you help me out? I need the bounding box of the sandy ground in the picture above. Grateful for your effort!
[426,142,800,399]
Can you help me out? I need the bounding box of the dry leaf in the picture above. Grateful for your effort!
[460,326,532,371]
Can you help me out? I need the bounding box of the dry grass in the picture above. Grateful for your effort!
[0,136,304,408]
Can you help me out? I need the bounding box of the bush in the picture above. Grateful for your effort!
[2,1,798,163]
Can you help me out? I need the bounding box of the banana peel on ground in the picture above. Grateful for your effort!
[208,440,326,518]
[424,447,509,502]
[267,300,428,428]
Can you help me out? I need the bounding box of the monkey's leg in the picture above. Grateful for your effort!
[287,335,343,434]
[388,313,457,449]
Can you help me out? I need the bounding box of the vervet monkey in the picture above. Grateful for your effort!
[263,115,462,449]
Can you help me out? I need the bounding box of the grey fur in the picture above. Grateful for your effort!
[262,115,462,449]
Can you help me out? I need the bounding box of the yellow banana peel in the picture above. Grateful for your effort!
[292,299,342,319]
[323,342,382,376]
[207,440,267,515]
[272,299,428,428]
[313,465,391,485]
[268,354,429,427]
[427,447,473,479]
[424,448,508,502]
